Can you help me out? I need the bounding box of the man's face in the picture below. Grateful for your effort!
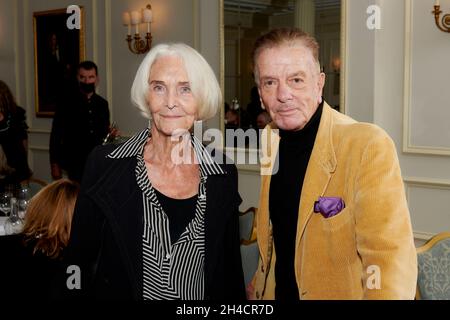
[77,68,98,85]
[256,43,325,131]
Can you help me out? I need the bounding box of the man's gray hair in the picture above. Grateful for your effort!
[252,28,321,85]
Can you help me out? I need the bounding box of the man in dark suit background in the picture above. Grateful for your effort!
[50,60,111,182]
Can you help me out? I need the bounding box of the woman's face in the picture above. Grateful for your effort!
[146,55,198,137]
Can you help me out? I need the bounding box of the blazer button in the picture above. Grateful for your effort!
[261,265,264,273]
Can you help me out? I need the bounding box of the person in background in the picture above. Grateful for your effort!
[256,110,272,130]
[225,108,240,129]
[250,28,417,300]
[59,43,245,300]
[0,80,32,192]
[246,86,264,129]
[39,32,65,110]
[49,60,111,183]
[0,179,79,300]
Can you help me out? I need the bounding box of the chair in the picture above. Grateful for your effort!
[239,207,259,287]
[21,178,48,198]
[416,232,450,300]
[239,207,257,244]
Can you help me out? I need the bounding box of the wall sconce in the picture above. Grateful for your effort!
[122,4,153,54]
[432,0,450,33]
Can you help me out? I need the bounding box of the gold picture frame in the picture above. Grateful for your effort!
[33,7,85,118]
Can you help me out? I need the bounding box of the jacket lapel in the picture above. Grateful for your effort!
[257,124,280,268]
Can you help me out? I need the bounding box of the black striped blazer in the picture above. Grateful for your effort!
[58,134,246,301]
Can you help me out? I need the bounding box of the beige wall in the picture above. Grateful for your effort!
[366,0,450,243]
[335,0,450,243]
[0,0,220,181]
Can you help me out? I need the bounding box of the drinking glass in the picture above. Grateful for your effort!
[17,185,30,219]
[103,122,118,145]
[4,197,24,235]
[0,191,13,217]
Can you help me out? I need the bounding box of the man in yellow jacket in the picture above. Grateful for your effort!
[250,28,417,300]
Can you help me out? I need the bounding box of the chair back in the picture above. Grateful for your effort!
[239,207,259,286]
[239,207,257,244]
[416,232,450,300]
[22,178,48,198]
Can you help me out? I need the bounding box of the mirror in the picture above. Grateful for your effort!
[220,0,345,148]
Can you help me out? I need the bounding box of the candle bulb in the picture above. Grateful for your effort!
[122,12,131,35]
[142,6,153,34]
[143,7,153,23]
[122,12,130,25]
[130,10,140,34]
[130,11,140,24]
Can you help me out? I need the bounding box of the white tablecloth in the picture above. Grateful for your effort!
[0,216,6,236]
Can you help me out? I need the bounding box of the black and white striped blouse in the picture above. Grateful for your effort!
[107,128,225,300]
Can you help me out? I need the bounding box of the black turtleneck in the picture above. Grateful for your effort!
[269,102,323,300]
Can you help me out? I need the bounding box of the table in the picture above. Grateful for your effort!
[0,216,6,236]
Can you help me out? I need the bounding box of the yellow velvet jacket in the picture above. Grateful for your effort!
[251,103,417,300]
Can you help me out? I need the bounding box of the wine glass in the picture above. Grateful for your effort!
[103,122,118,145]
[17,185,30,219]
[0,191,13,217]
[4,197,24,235]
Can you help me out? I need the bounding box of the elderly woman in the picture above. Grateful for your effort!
[61,43,245,300]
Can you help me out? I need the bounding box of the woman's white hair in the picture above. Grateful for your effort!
[131,42,222,121]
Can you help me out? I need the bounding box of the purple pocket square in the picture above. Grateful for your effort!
[314,197,345,218]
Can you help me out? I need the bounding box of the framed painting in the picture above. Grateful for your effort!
[33,7,85,117]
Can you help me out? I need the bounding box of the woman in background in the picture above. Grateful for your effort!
[0,179,79,300]
[0,80,32,192]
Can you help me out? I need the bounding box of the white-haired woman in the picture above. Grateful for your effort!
[59,43,246,300]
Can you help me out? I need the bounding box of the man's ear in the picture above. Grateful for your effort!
[317,72,326,104]
[258,87,265,110]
